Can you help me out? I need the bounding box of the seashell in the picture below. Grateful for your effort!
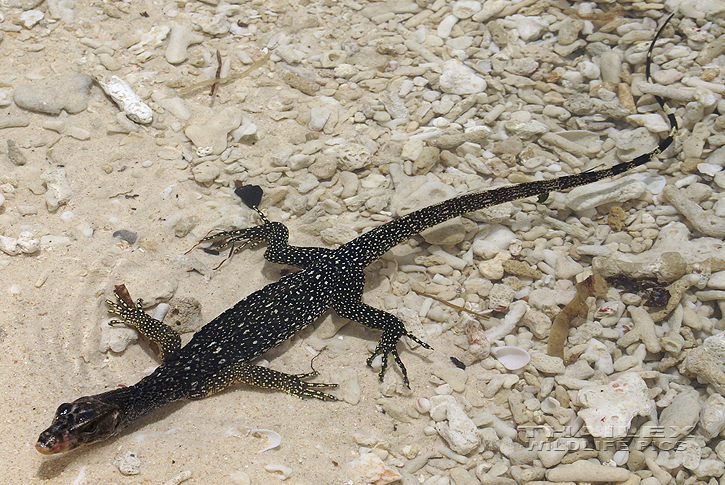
[540,396,560,414]
[264,464,293,479]
[490,346,530,370]
[415,398,431,414]
[613,449,629,466]
[251,428,282,453]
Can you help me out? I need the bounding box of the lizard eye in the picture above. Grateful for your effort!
[55,403,72,417]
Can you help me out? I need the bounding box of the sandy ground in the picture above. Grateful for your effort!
[0,129,441,483]
[0,1,708,484]
[0,2,452,483]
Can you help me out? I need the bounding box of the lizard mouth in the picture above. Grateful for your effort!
[35,430,77,455]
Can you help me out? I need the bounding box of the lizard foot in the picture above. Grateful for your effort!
[200,225,269,254]
[367,331,432,388]
[106,292,148,330]
[284,372,339,401]
[196,225,272,269]
[105,287,181,360]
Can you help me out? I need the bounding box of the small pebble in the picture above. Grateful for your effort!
[6,139,26,166]
[113,229,138,245]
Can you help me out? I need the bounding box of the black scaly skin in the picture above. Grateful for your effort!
[36,15,678,455]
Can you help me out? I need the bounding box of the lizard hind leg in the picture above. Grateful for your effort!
[333,300,432,388]
[186,362,338,401]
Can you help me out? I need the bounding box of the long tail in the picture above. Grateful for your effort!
[349,14,678,267]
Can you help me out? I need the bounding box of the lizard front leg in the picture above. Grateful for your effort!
[200,220,332,269]
[106,285,181,361]
[186,362,338,401]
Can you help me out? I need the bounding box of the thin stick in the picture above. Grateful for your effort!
[411,288,491,319]
[178,52,271,97]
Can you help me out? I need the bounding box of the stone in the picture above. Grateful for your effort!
[520,308,551,340]
[165,24,204,64]
[709,271,725,290]
[394,174,457,216]
[558,18,584,46]
[577,373,653,439]
[488,283,515,311]
[309,106,331,131]
[555,254,584,279]
[626,113,671,133]
[600,52,622,83]
[472,0,505,22]
[681,331,725,395]
[0,231,40,256]
[546,461,630,482]
[42,119,90,140]
[152,92,192,121]
[566,174,646,211]
[0,116,30,129]
[663,185,725,238]
[656,390,701,450]
[20,9,44,28]
[439,59,486,95]
[431,396,481,455]
[437,15,457,39]
[451,0,481,19]
[6,139,26,166]
[320,50,348,68]
[95,74,153,124]
[336,143,373,171]
[511,14,548,42]
[693,459,725,479]
[309,154,337,180]
[617,306,661,353]
[529,352,564,374]
[194,14,230,36]
[699,393,725,440]
[41,167,73,212]
[185,107,243,155]
[432,361,467,393]
[13,73,93,115]
[164,297,203,334]
[421,218,467,246]
[192,161,220,185]
[99,320,138,354]
[413,146,440,175]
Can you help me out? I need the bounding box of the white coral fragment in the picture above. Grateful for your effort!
[96,75,153,124]
[0,231,40,256]
[42,167,73,212]
[577,372,653,439]
[349,452,402,485]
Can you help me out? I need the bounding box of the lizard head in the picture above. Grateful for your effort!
[36,397,124,454]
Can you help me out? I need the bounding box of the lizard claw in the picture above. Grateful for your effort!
[367,331,432,389]
[200,226,268,252]
[197,226,271,269]
[287,373,338,401]
[106,295,146,329]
